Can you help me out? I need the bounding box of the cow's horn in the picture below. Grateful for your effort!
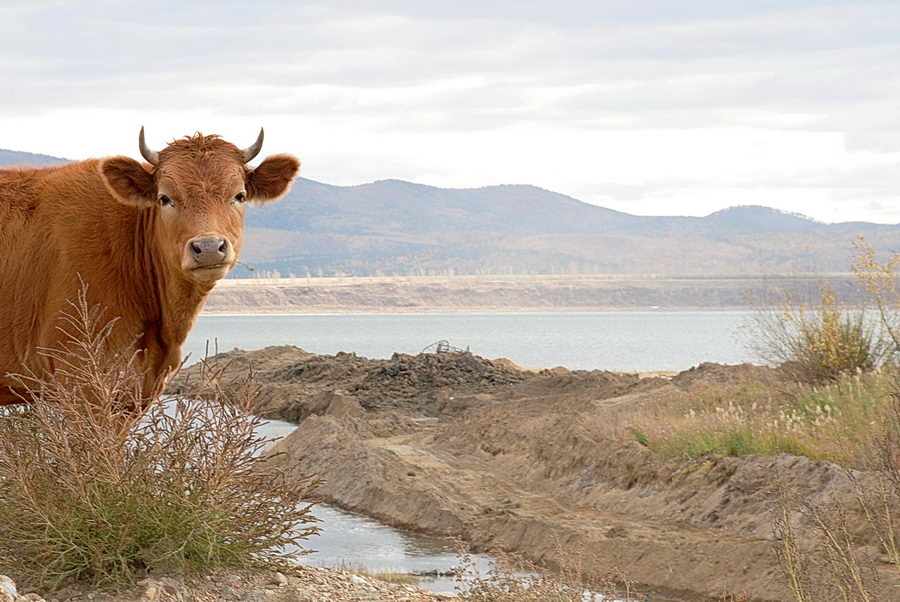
[242,128,264,163]
[138,127,159,165]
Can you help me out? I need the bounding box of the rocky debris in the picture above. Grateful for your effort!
[349,352,526,413]
[5,568,453,602]
[168,347,528,421]
[0,577,44,602]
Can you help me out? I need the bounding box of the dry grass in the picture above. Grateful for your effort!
[771,398,899,601]
[0,289,319,589]
[453,541,640,602]
[631,371,897,467]
[634,242,900,467]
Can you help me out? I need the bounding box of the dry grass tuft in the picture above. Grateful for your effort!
[631,371,897,467]
[771,444,899,602]
[454,541,640,601]
[632,241,900,467]
[0,289,319,589]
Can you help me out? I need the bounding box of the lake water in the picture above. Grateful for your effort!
[186,311,756,372]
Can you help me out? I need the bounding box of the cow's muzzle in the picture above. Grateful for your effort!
[187,236,232,269]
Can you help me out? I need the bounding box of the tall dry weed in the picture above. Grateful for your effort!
[748,282,889,383]
[0,289,318,588]
[748,239,900,384]
[771,390,899,602]
[852,238,900,353]
[772,476,888,602]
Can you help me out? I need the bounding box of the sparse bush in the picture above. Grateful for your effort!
[749,240,900,383]
[749,282,889,383]
[0,290,318,588]
[771,426,899,602]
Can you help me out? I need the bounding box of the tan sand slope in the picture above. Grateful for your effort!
[171,350,899,601]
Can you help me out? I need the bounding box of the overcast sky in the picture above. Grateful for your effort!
[2,1,900,223]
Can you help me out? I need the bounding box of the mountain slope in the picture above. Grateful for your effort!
[1,151,895,276]
[241,178,899,276]
[246,178,638,236]
[0,149,68,167]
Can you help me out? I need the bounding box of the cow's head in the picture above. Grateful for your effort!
[98,128,299,284]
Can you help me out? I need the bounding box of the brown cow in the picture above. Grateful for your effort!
[0,128,300,407]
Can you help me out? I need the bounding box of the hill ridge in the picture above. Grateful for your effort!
[1,149,896,277]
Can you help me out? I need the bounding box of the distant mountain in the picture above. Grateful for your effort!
[700,206,822,233]
[1,152,896,276]
[0,149,68,167]
[244,179,643,239]
[241,178,900,276]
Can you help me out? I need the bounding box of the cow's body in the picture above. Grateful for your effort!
[0,131,299,407]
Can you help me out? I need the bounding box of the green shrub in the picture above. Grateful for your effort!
[0,292,318,588]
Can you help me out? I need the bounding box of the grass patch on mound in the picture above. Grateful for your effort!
[0,292,318,589]
[631,371,897,467]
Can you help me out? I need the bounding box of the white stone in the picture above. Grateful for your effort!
[0,576,15,599]
[350,575,368,585]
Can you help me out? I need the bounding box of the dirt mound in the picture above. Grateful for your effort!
[169,347,529,420]
[508,368,642,401]
[350,351,526,412]
[671,361,781,390]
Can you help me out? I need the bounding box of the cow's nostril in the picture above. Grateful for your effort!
[188,237,230,268]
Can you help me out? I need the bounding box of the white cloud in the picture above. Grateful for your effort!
[1,1,900,222]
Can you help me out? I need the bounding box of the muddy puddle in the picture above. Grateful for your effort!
[258,417,493,594]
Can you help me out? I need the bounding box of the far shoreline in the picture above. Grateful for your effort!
[201,273,858,317]
[199,305,758,317]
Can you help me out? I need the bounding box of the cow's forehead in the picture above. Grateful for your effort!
[155,134,247,198]
[159,133,245,163]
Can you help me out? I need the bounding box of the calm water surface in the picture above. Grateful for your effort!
[186,311,755,372]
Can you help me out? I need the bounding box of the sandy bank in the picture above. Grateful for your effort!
[170,349,898,601]
[202,274,857,314]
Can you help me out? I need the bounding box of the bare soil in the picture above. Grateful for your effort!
[170,349,899,602]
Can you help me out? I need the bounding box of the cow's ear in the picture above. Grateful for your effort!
[99,156,156,208]
[246,154,300,205]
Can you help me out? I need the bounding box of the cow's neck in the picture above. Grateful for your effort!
[133,209,214,365]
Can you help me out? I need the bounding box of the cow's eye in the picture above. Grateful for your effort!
[233,192,246,204]
[159,195,173,207]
